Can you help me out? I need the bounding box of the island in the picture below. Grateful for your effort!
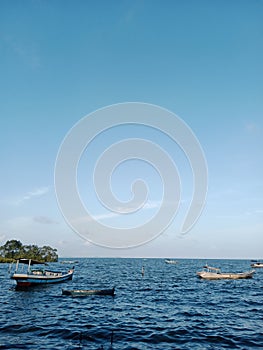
[0,239,58,263]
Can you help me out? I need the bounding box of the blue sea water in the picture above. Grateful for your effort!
[0,258,262,349]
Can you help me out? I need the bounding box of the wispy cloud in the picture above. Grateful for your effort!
[58,240,68,245]
[2,34,41,69]
[244,209,263,216]
[119,0,144,26]
[33,216,58,225]
[91,200,162,222]
[15,187,49,205]
[244,121,261,134]
[73,199,179,225]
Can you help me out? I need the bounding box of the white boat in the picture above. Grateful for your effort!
[250,261,263,268]
[197,265,255,280]
[10,258,74,287]
[165,259,178,265]
[60,260,79,264]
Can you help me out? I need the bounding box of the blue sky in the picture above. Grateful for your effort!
[0,0,262,258]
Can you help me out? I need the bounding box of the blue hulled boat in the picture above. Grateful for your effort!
[10,258,74,287]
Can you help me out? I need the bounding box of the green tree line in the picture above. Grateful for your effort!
[0,240,58,263]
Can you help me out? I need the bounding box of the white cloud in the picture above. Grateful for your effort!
[75,199,162,225]
[24,187,49,198]
[15,187,49,205]
[70,199,185,233]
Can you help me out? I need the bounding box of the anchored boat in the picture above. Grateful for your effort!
[165,259,178,265]
[250,261,263,268]
[197,265,255,280]
[10,258,74,287]
[62,287,115,297]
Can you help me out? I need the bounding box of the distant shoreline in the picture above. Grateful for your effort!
[0,258,15,263]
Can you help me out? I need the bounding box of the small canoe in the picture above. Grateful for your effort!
[62,287,115,297]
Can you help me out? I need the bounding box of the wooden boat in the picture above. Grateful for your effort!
[165,259,178,265]
[62,287,115,297]
[197,265,255,280]
[10,258,74,287]
[250,261,263,268]
[60,260,79,264]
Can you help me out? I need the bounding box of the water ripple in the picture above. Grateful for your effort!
[0,258,262,349]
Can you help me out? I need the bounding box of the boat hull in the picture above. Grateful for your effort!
[197,271,255,280]
[251,263,263,268]
[62,287,115,297]
[165,260,178,265]
[11,270,74,287]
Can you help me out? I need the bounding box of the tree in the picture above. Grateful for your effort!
[1,240,23,259]
[39,246,58,262]
[0,240,58,262]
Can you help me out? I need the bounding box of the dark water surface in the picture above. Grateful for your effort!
[0,258,262,349]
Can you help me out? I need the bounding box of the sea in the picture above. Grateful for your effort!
[0,258,262,349]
